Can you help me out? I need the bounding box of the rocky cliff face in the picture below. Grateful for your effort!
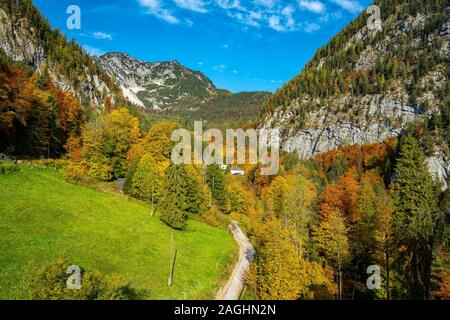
[260,94,449,188]
[426,151,450,190]
[259,0,449,187]
[98,52,219,110]
[263,94,424,159]
[0,8,44,68]
[0,7,115,108]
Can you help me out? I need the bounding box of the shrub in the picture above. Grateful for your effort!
[28,159,69,169]
[29,258,140,300]
[88,159,113,181]
[202,207,230,228]
[0,160,17,174]
[61,163,91,184]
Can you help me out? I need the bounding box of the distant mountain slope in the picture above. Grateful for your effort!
[99,52,271,127]
[0,0,121,108]
[99,52,219,110]
[259,0,449,185]
[145,91,271,129]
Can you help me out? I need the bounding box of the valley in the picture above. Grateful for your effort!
[0,0,448,302]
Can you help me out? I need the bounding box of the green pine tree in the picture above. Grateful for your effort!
[392,135,444,299]
[206,164,227,212]
[160,164,189,230]
[327,155,348,183]
[184,167,203,217]
[123,159,138,195]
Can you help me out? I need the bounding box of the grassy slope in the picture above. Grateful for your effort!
[0,165,236,299]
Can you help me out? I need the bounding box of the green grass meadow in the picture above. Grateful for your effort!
[0,165,236,299]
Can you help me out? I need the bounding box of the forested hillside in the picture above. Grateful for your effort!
[0,0,124,107]
[241,136,449,300]
[244,0,449,301]
[143,91,270,130]
[0,52,86,157]
[260,0,449,185]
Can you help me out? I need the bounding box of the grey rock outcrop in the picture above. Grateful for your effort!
[0,8,113,108]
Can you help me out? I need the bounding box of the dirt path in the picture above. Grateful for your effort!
[216,221,255,300]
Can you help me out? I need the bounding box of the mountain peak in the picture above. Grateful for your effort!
[99,52,218,110]
[101,52,133,59]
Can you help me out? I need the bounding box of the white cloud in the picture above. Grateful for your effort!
[268,6,296,32]
[173,0,208,13]
[268,15,282,31]
[222,44,229,48]
[216,0,242,10]
[92,31,113,40]
[138,0,180,24]
[197,61,204,65]
[83,45,106,56]
[232,70,238,74]
[136,0,331,33]
[253,0,278,8]
[212,64,227,72]
[228,10,262,27]
[304,22,320,32]
[282,6,296,29]
[298,0,325,14]
[331,0,363,13]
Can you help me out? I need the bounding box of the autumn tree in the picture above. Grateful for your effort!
[318,168,360,222]
[83,108,140,180]
[104,96,113,113]
[129,153,164,207]
[313,211,350,300]
[350,179,378,298]
[252,219,333,300]
[227,180,251,215]
[142,121,179,163]
[374,190,395,299]
[267,174,317,251]
[433,273,450,300]
[83,116,113,180]
[106,108,140,177]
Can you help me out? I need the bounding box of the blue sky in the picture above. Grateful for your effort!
[33,0,373,93]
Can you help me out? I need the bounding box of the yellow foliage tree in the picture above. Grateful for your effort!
[313,211,350,300]
[82,108,140,180]
[252,219,333,300]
